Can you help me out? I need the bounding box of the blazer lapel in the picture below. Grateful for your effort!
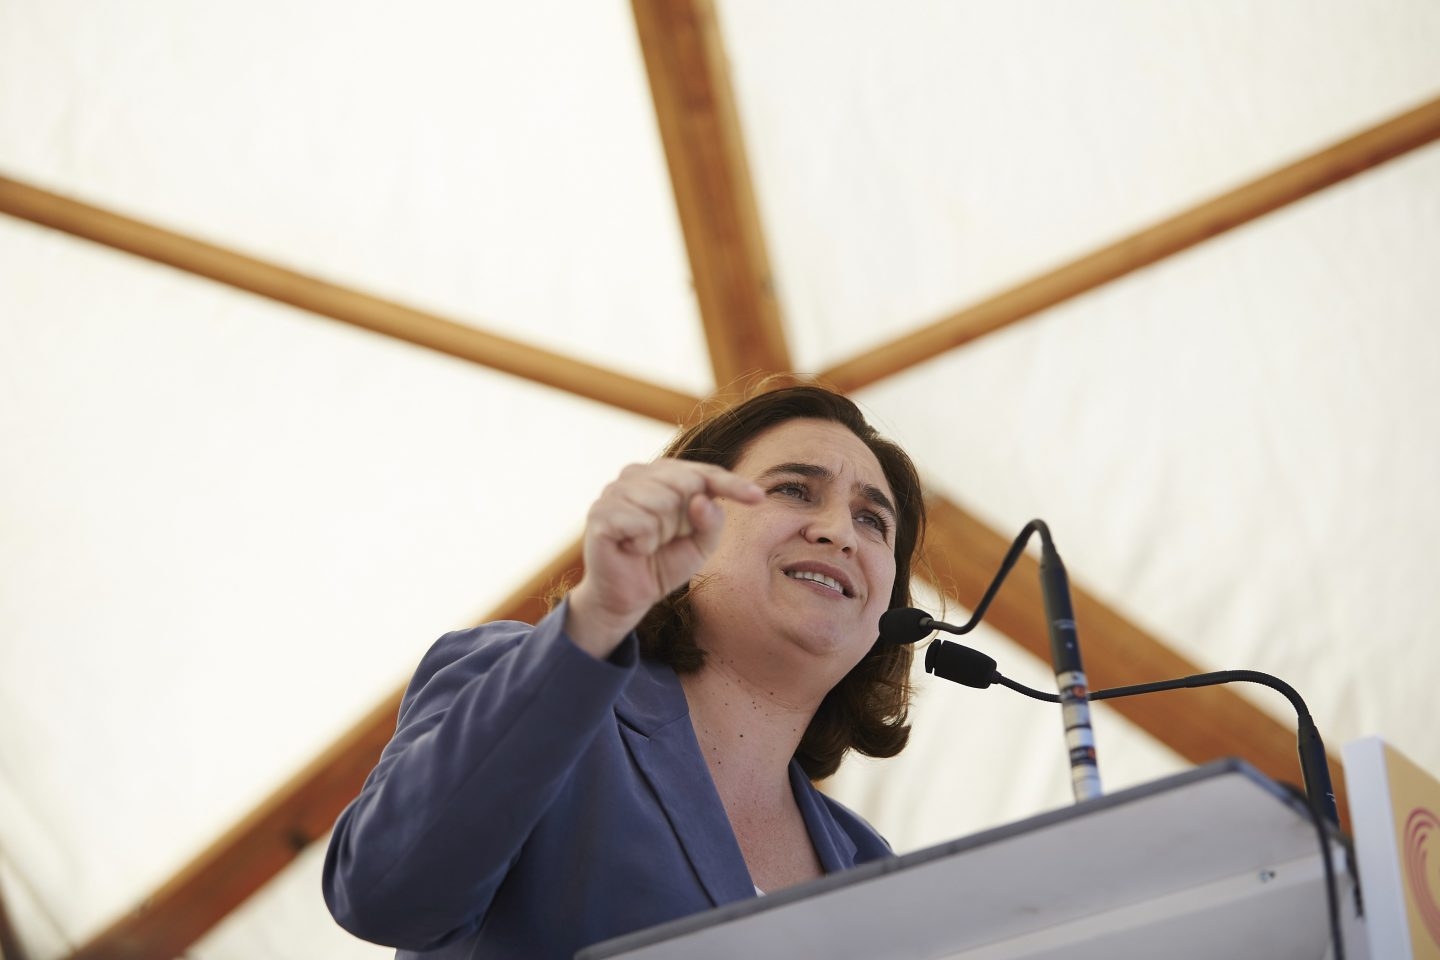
[616,658,756,907]
[790,761,860,872]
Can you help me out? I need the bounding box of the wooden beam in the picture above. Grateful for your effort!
[0,870,31,960]
[65,540,585,960]
[821,94,1440,392]
[919,494,1349,827]
[0,175,699,426]
[632,0,792,387]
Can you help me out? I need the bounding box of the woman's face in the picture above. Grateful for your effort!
[689,418,899,680]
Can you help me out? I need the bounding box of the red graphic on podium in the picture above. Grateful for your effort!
[1404,806,1440,947]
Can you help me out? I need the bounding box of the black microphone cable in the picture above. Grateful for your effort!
[877,521,1351,955]
[919,635,1350,959]
[921,653,1341,828]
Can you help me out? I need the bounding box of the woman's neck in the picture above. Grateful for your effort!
[679,658,817,806]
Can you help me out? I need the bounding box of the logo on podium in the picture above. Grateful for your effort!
[1344,737,1440,959]
[1404,806,1440,948]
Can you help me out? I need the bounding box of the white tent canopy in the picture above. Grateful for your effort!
[2,1,1438,957]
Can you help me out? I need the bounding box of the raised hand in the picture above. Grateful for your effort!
[564,460,763,658]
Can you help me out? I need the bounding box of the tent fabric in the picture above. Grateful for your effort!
[2,1,1439,957]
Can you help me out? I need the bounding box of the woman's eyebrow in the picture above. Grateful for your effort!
[758,462,897,521]
[859,483,898,523]
[757,461,828,482]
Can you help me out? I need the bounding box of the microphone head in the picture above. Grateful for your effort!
[878,607,935,645]
[925,640,998,689]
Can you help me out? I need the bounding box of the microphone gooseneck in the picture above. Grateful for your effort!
[878,513,1046,643]
[1093,671,1339,826]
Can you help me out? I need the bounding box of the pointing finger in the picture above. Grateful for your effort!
[688,493,725,556]
[686,463,763,503]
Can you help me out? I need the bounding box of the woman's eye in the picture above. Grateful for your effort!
[772,482,808,499]
[857,511,890,535]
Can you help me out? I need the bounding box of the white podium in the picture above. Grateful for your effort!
[578,760,1363,960]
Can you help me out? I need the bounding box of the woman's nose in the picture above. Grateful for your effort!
[803,503,856,552]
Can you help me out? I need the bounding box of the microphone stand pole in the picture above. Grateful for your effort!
[1035,521,1103,803]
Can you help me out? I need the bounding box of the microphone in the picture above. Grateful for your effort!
[905,517,1348,960]
[883,607,1047,697]
[878,519,1102,803]
[921,632,1348,959]
[923,637,1063,700]
[921,633,1347,955]
[923,640,997,689]
[878,606,965,645]
[917,627,1340,827]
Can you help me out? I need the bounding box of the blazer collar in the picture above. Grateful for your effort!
[616,657,755,906]
[790,761,860,872]
[614,658,862,905]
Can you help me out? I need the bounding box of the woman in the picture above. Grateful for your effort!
[323,383,927,959]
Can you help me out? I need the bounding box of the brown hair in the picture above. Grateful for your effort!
[636,380,926,780]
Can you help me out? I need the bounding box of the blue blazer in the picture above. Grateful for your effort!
[323,601,892,959]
